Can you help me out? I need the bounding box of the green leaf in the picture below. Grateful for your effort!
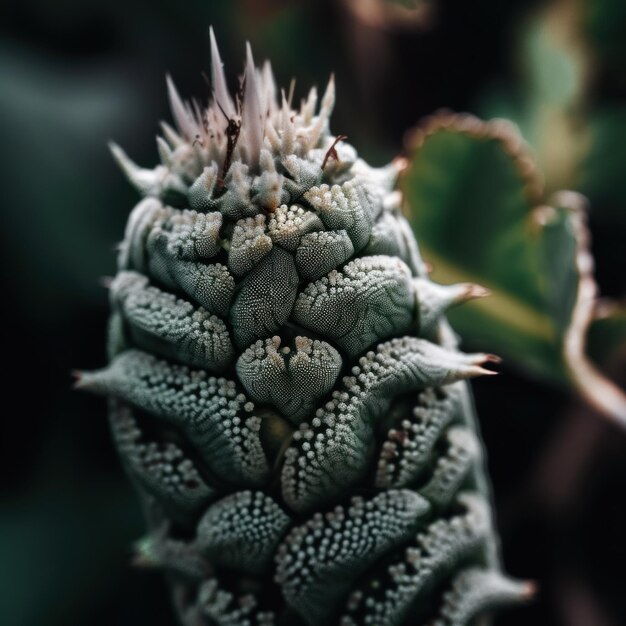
[478,4,590,194]
[581,106,626,217]
[401,112,626,425]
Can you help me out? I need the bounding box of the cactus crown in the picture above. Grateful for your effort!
[110,29,362,220]
[80,31,531,626]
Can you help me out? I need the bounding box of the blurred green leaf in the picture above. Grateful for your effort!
[479,5,589,194]
[0,45,146,321]
[479,1,626,236]
[402,112,626,425]
[581,107,626,214]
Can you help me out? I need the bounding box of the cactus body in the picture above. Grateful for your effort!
[81,33,530,626]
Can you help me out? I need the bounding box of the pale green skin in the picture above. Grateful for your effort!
[82,39,528,626]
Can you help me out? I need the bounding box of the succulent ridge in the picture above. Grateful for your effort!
[81,31,528,626]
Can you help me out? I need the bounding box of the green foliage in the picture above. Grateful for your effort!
[402,112,626,423]
[403,114,568,380]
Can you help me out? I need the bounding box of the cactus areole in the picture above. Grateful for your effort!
[80,30,531,626]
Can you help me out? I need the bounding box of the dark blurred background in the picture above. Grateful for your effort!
[1,1,625,625]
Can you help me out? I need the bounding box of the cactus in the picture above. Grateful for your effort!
[79,31,532,626]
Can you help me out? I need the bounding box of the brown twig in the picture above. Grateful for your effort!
[215,99,241,190]
[322,134,348,170]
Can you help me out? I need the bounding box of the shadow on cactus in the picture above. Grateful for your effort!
[77,29,533,625]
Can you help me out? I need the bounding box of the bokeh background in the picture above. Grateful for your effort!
[1,0,625,625]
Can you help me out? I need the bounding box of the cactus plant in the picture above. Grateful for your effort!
[78,31,532,625]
